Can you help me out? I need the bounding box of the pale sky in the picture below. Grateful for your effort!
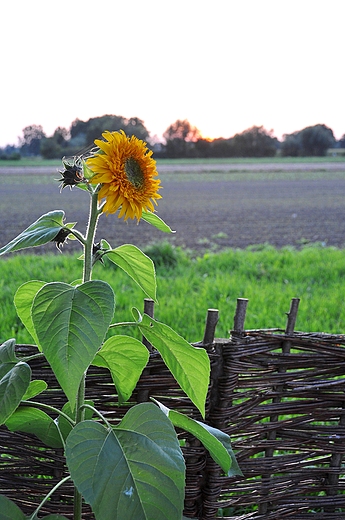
[1,0,344,147]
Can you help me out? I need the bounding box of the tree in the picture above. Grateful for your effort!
[163,119,201,157]
[210,138,235,157]
[163,119,201,142]
[0,144,20,160]
[20,125,46,156]
[70,118,88,139]
[69,115,150,149]
[40,127,69,159]
[194,138,212,158]
[281,124,335,157]
[231,126,277,157]
[338,134,345,148]
[125,117,151,141]
[53,126,69,147]
[281,132,301,157]
[299,124,335,156]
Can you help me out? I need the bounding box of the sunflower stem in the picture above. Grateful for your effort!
[73,374,86,520]
[83,190,100,284]
[29,475,71,520]
[73,189,101,520]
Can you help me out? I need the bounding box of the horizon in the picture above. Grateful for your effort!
[0,116,342,150]
[1,1,344,148]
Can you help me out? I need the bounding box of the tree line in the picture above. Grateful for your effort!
[1,114,344,160]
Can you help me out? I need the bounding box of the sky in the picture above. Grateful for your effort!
[1,0,344,147]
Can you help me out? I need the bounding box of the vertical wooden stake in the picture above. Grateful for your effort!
[260,297,300,515]
[285,297,300,335]
[232,298,248,336]
[203,308,219,345]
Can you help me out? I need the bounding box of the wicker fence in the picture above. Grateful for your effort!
[1,297,345,519]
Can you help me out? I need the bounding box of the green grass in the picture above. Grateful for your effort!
[1,243,345,345]
[1,155,345,168]
[0,157,61,167]
[155,156,345,164]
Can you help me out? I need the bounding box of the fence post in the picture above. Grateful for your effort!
[232,298,249,337]
[285,297,300,335]
[259,297,300,515]
[203,308,219,345]
[198,308,225,519]
[325,410,345,511]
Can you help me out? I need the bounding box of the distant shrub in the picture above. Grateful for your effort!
[0,151,21,160]
[144,241,184,269]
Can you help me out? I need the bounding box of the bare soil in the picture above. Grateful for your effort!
[1,162,345,254]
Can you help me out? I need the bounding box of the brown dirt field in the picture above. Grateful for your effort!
[1,162,345,254]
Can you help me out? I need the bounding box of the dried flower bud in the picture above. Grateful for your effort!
[92,242,105,265]
[58,157,84,189]
[53,228,70,249]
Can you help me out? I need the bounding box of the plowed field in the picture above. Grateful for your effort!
[1,160,345,253]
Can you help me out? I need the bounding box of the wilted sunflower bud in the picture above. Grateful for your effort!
[92,242,105,265]
[58,157,84,189]
[53,228,71,249]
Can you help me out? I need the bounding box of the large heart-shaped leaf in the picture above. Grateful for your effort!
[92,335,149,403]
[137,312,210,418]
[155,400,243,477]
[106,244,157,302]
[0,210,66,255]
[66,403,185,520]
[14,280,46,348]
[0,494,25,520]
[0,362,31,425]
[31,280,115,406]
[5,406,62,448]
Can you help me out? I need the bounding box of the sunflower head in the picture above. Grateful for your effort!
[86,130,162,221]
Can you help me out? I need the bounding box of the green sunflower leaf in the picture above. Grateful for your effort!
[0,338,18,364]
[14,280,46,348]
[65,403,185,520]
[5,406,63,448]
[141,210,175,233]
[154,400,243,476]
[0,494,26,520]
[83,160,96,180]
[135,311,210,418]
[92,335,149,404]
[22,379,47,400]
[106,244,157,302]
[0,361,31,425]
[0,210,66,255]
[31,280,115,407]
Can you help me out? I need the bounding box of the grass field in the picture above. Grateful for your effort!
[1,244,345,345]
[1,157,345,343]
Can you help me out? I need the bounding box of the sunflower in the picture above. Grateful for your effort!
[86,130,161,221]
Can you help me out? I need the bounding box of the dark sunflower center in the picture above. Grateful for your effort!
[124,157,144,189]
